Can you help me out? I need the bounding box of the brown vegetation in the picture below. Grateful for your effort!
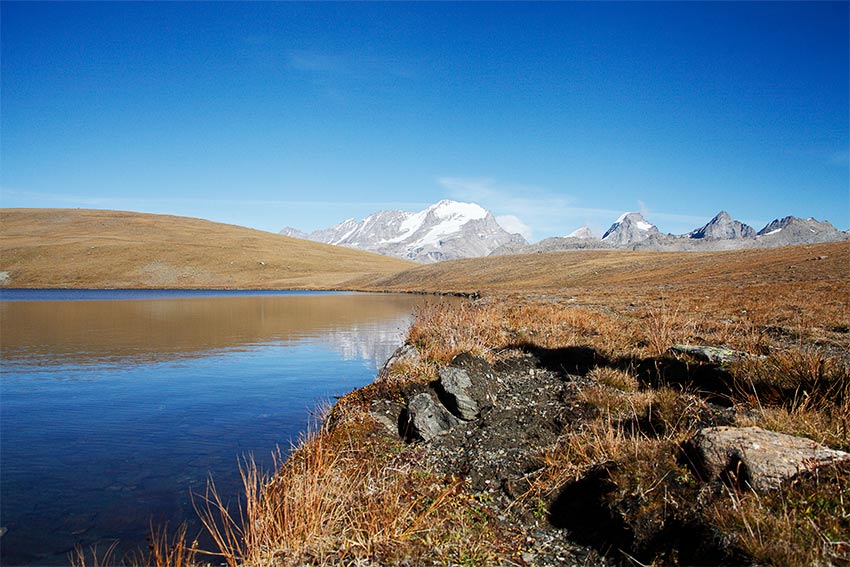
[177,244,848,566]
[243,242,845,566]
[0,208,413,289]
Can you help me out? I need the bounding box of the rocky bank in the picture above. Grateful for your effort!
[357,342,850,566]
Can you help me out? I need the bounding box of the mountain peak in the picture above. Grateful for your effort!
[689,210,755,240]
[566,226,596,239]
[756,216,846,244]
[601,212,659,245]
[281,200,524,263]
[757,216,796,236]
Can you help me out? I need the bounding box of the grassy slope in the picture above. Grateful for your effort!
[353,242,850,332]
[353,241,850,295]
[0,208,414,289]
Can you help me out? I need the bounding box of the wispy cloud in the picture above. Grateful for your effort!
[829,149,849,166]
[437,177,716,240]
[286,51,349,75]
[437,177,625,240]
[285,49,416,85]
[495,215,533,240]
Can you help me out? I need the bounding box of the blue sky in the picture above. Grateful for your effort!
[2,1,848,240]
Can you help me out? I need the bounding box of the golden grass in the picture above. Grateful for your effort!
[710,463,850,566]
[354,241,850,298]
[68,523,197,567]
[0,208,413,289]
[194,408,513,566]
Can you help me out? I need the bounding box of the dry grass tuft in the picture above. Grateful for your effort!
[68,541,119,567]
[194,406,511,566]
[588,366,640,392]
[145,523,198,567]
[729,349,850,450]
[710,462,850,566]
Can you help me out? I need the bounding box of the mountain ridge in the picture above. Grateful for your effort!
[491,210,848,256]
[287,203,848,261]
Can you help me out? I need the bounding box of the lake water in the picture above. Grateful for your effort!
[0,290,441,565]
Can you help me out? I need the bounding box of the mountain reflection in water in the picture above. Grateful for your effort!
[1,292,432,368]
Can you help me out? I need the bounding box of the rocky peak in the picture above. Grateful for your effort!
[601,212,660,246]
[689,210,756,240]
[566,226,597,240]
[756,216,848,245]
[757,215,796,236]
[279,227,309,239]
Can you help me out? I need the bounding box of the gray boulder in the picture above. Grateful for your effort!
[406,393,460,441]
[683,426,849,493]
[438,366,480,420]
[668,344,755,366]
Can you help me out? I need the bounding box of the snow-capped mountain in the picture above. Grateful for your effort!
[281,200,527,263]
[601,212,660,246]
[689,211,756,240]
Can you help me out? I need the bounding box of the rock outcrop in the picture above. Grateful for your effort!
[683,425,850,493]
[668,344,757,366]
[436,366,480,420]
[405,392,460,441]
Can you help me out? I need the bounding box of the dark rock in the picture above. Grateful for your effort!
[437,366,480,420]
[682,426,850,493]
[421,352,584,491]
[405,392,460,441]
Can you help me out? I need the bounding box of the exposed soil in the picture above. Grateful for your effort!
[365,347,751,566]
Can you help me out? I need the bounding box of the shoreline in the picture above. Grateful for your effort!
[190,289,849,566]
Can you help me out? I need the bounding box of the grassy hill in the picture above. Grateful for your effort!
[0,208,414,289]
[353,242,850,295]
[353,242,850,328]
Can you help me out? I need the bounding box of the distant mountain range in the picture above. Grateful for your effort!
[281,200,525,263]
[282,202,849,262]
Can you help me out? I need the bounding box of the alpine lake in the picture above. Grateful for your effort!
[0,290,450,565]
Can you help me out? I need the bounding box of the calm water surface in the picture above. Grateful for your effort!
[0,290,442,565]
